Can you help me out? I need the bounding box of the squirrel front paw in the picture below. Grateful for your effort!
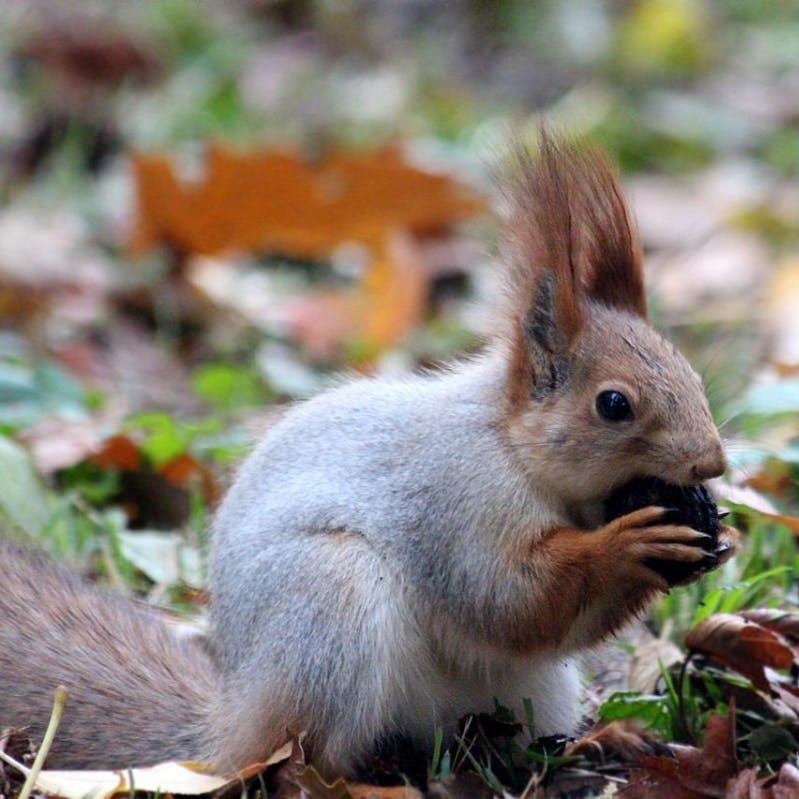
[598,506,713,593]
[604,478,733,586]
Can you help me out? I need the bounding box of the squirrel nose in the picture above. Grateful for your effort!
[690,445,727,482]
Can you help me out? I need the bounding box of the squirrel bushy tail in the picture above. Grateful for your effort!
[0,538,217,769]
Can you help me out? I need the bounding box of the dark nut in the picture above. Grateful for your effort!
[604,476,721,586]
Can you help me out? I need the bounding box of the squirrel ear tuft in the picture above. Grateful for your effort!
[570,145,647,319]
[502,131,647,325]
[501,130,647,406]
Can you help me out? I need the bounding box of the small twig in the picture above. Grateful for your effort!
[0,748,28,774]
[519,766,543,799]
[19,686,68,799]
[452,716,479,773]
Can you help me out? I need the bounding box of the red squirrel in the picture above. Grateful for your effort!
[0,134,736,777]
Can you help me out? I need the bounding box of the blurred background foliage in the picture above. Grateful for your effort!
[0,0,796,625]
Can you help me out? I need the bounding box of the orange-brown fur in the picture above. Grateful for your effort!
[503,133,646,412]
[496,511,737,655]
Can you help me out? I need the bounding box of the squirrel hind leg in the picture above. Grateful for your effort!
[209,533,429,778]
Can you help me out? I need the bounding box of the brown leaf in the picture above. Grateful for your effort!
[427,772,495,799]
[286,232,429,359]
[739,610,799,647]
[772,763,799,799]
[620,708,737,798]
[86,437,218,528]
[676,708,738,790]
[621,762,705,799]
[745,462,794,504]
[712,482,799,538]
[685,614,795,692]
[725,768,766,799]
[347,784,423,799]
[725,762,799,799]
[160,453,221,507]
[87,434,142,471]
[132,145,481,358]
[131,145,483,260]
[565,719,660,762]
[21,26,160,93]
[758,512,799,536]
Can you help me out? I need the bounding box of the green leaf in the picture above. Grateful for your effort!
[0,435,54,535]
[0,360,88,432]
[192,363,268,411]
[599,691,672,739]
[119,530,204,587]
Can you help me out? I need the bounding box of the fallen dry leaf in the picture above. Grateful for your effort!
[131,144,483,260]
[726,763,799,799]
[427,771,496,799]
[685,614,795,692]
[88,434,142,471]
[745,462,795,507]
[620,708,738,798]
[739,610,799,647]
[28,762,226,799]
[36,433,221,528]
[16,741,293,799]
[131,145,483,358]
[712,481,799,538]
[629,629,685,693]
[285,232,429,358]
[20,26,160,95]
[161,452,221,507]
[771,763,799,799]
[348,785,424,799]
[725,768,764,799]
[566,720,661,762]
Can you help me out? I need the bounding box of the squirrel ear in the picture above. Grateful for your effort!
[503,132,585,401]
[520,272,579,398]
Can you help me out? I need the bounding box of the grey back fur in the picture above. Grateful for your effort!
[210,349,579,774]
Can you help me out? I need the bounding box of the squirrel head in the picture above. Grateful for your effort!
[501,132,726,504]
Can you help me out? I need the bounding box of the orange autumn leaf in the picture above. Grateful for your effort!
[286,232,428,359]
[740,609,799,642]
[132,144,482,357]
[621,707,738,798]
[685,613,795,692]
[361,233,428,347]
[130,144,484,259]
[87,434,142,471]
[160,452,220,506]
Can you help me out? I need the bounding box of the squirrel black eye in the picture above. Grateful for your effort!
[596,390,633,422]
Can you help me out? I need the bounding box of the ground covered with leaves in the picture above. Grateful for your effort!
[0,1,798,797]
